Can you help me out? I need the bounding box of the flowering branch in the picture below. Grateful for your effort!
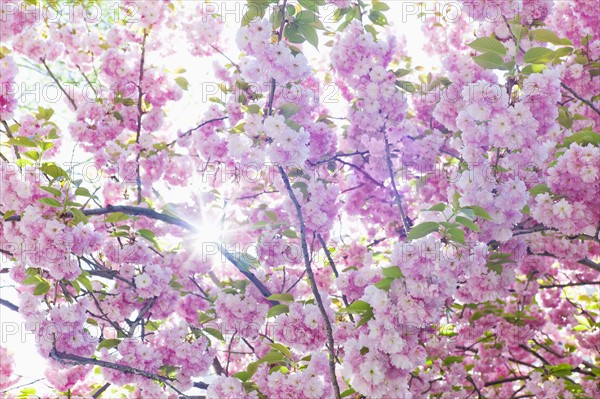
[279,166,342,399]
[135,30,149,205]
[5,205,274,299]
[49,346,193,398]
[265,0,289,117]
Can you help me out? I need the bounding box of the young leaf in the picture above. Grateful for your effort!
[455,216,480,232]
[97,338,121,350]
[267,304,289,318]
[472,52,505,69]
[467,37,507,55]
[524,47,555,64]
[407,222,439,240]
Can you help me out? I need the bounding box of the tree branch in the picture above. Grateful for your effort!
[561,82,600,116]
[0,297,19,312]
[92,382,110,399]
[135,30,149,205]
[317,233,353,322]
[383,128,411,235]
[49,347,190,398]
[279,166,342,399]
[4,205,273,300]
[166,117,228,148]
[41,59,77,110]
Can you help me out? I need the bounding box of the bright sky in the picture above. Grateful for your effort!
[0,1,434,397]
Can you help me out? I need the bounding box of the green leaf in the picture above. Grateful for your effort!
[3,210,16,221]
[284,22,305,44]
[38,197,62,208]
[524,47,555,64]
[531,29,571,45]
[458,208,475,219]
[364,24,378,39]
[267,304,289,318]
[396,80,417,92]
[241,3,266,26]
[77,274,93,291]
[35,107,54,121]
[447,227,465,244]
[560,128,600,148]
[382,266,403,279]
[7,136,37,147]
[521,64,547,75]
[465,206,492,220]
[204,327,225,341]
[298,0,323,11]
[487,262,503,275]
[509,23,525,41]
[97,338,121,350]
[23,150,39,161]
[70,207,89,224]
[467,37,507,55]
[41,162,69,179]
[282,229,298,238]
[368,10,387,26]
[548,363,573,378]
[557,107,573,129]
[394,68,411,78]
[175,77,189,91]
[74,187,94,197]
[427,203,446,212]
[472,52,505,69]
[298,22,319,49]
[407,222,439,240]
[455,216,480,232]
[265,210,278,222]
[356,309,374,328]
[296,10,317,23]
[346,300,372,313]
[33,280,51,296]
[269,342,293,359]
[267,293,294,302]
[374,277,393,291]
[279,103,301,118]
[22,275,42,285]
[529,184,551,196]
[104,212,129,223]
[372,1,390,12]
[40,186,62,197]
[259,350,286,364]
[442,355,464,366]
[138,229,158,245]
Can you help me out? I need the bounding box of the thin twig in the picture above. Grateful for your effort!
[317,233,353,322]
[1,119,20,160]
[41,59,77,110]
[383,128,411,235]
[166,117,228,147]
[561,83,600,116]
